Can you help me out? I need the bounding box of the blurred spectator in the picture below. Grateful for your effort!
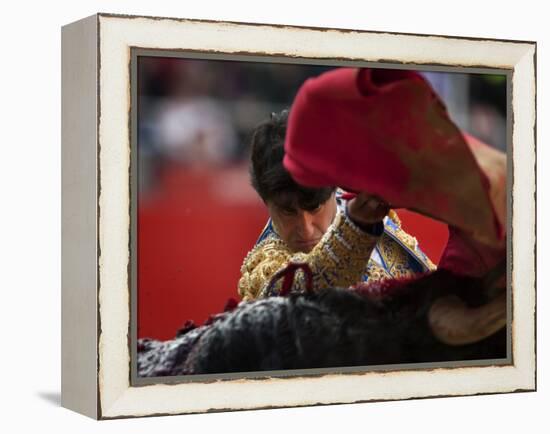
[155,98,238,166]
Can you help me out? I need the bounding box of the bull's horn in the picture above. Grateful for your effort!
[428,292,507,346]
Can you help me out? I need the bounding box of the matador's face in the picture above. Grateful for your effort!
[267,193,337,253]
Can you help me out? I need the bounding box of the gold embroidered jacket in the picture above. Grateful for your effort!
[238,196,435,301]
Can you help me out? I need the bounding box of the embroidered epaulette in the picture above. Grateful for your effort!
[382,211,436,273]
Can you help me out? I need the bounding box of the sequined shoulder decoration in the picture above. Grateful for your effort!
[382,210,436,272]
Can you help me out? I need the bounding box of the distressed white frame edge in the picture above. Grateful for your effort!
[61,13,536,420]
[61,14,99,420]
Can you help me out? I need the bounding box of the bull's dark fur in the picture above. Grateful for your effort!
[137,269,506,377]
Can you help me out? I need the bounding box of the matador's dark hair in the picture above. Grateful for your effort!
[249,109,335,211]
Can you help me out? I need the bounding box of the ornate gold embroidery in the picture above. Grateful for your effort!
[377,233,425,279]
[364,261,392,282]
[239,209,381,300]
[388,209,401,227]
[238,236,292,300]
[383,216,437,272]
[238,208,436,301]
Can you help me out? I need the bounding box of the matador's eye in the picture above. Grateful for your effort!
[279,207,297,216]
[307,204,322,214]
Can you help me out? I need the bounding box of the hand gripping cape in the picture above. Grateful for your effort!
[283,67,507,278]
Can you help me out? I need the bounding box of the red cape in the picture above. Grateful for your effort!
[284,67,506,276]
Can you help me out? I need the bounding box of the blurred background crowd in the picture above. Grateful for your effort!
[137,55,507,340]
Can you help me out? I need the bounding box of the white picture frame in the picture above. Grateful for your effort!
[61,13,536,419]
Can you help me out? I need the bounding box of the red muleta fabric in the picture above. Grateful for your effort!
[283,67,506,277]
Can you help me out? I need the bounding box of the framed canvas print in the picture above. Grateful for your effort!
[61,13,536,419]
